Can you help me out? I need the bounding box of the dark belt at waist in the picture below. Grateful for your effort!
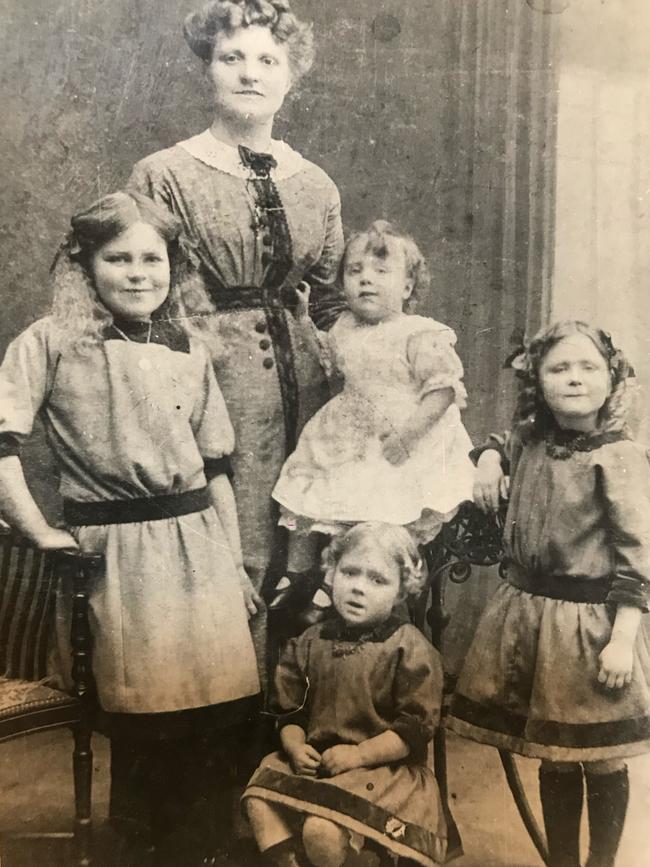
[504,562,612,604]
[204,283,296,312]
[64,487,210,527]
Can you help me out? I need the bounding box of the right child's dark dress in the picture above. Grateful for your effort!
[447,428,650,762]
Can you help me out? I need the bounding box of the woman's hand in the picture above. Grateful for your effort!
[32,527,78,551]
[294,281,311,321]
[474,449,509,513]
[320,744,364,776]
[598,638,634,690]
[238,568,262,618]
[286,742,322,777]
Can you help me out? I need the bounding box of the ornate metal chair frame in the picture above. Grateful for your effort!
[0,530,101,867]
[416,503,549,865]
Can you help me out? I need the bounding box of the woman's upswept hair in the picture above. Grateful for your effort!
[509,320,634,441]
[322,522,424,600]
[183,0,314,81]
[50,191,213,353]
[341,220,430,314]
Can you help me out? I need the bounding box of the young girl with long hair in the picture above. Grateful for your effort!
[448,321,650,867]
[0,191,261,864]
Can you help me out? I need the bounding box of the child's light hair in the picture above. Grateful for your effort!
[49,191,213,353]
[509,320,634,441]
[322,522,424,599]
[341,220,430,313]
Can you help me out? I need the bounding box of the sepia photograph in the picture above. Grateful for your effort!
[0,1,649,865]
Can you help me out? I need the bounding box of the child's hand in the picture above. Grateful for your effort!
[474,450,509,513]
[598,639,634,690]
[287,742,322,776]
[320,744,364,776]
[238,568,262,618]
[380,431,411,466]
[32,527,78,551]
[294,281,311,320]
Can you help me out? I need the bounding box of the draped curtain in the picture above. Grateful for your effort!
[1,0,559,522]
[430,0,560,669]
[431,0,558,440]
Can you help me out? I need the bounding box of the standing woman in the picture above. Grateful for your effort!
[128,0,344,662]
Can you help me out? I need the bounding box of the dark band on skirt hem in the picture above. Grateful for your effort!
[446,715,650,762]
[243,766,444,865]
[64,487,210,526]
[450,693,650,748]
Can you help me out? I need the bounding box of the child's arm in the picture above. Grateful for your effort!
[280,724,322,777]
[190,341,261,617]
[469,431,516,512]
[0,323,75,550]
[0,456,77,549]
[474,447,510,513]
[598,605,642,690]
[381,326,465,466]
[208,474,261,618]
[292,282,339,381]
[322,628,442,777]
[597,441,650,689]
[381,387,454,466]
[320,731,409,776]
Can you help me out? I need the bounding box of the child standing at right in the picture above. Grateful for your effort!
[447,321,650,867]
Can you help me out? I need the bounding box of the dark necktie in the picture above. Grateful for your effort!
[238,144,277,178]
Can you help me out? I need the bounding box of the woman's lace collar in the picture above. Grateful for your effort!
[178,129,305,180]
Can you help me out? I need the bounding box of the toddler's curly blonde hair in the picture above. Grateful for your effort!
[340,220,430,314]
[322,522,424,600]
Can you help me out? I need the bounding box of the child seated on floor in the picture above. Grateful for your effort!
[243,522,447,867]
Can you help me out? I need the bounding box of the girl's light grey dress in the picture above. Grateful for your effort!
[0,317,260,716]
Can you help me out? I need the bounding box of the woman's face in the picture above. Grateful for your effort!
[91,222,170,322]
[208,25,292,125]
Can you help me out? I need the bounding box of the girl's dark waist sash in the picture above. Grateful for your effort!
[64,487,210,526]
[504,562,611,603]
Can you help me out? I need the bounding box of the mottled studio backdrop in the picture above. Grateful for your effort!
[1,0,555,513]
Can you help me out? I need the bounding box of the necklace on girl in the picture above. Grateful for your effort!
[112,321,153,371]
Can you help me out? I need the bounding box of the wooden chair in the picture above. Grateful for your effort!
[417,503,549,865]
[0,528,102,866]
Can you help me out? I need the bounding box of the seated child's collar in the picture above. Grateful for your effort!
[320,610,409,644]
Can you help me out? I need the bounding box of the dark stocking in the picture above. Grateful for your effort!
[263,837,305,867]
[538,764,584,867]
[584,767,629,867]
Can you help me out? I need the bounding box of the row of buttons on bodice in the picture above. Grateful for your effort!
[255,318,274,369]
